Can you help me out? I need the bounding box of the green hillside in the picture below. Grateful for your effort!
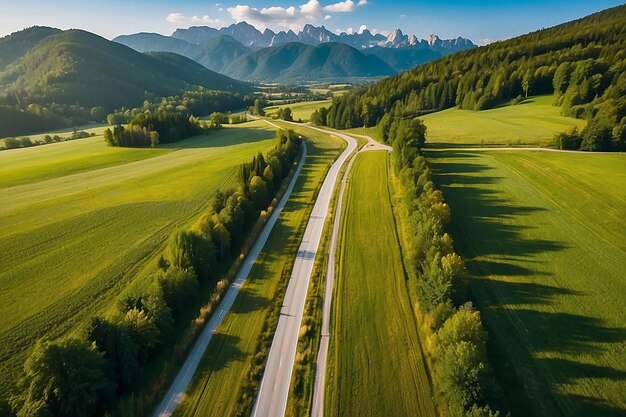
[322,5,626,152]
[0,28,247,137]
[0,26,61,70]
[419,95,587,146]
[223,42,395,82]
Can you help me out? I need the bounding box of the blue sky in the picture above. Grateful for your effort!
[0,0,622,44]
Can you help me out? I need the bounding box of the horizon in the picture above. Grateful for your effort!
[0,0,623,46]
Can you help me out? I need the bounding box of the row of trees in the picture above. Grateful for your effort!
[2,130,96,151]
[104,112,206,148]
[8,130,303,417]
[105,89,248,126]
[316,5,625,151]
[391,121,501,416]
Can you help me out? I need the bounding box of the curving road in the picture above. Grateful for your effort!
[152,143,307,417]
[251,125,357,417]
[310,133,391,417]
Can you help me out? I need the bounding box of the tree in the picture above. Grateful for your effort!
[253,99,265,116]
[249,176,269,210]
[103,129,114,146]
[149,131,159,148]
[13,339,113,417]
[90,107,106,122]
[283,107,293,121]
[169,229,216,280]
[156,267,198,314]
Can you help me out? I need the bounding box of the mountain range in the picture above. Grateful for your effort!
[114,22,477,80]
[169,22,476,52]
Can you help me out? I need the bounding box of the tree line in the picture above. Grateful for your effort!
[7,130,303,417]
[312,5,626,151]
[391,122,502,417]
[0,87,248,139]
[1,129,94,151]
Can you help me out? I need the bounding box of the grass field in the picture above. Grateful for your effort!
[428,149,626,417]
[264,100,331,122]
[0,121,279,397]
[173,123,345,417]
[327,151,437,417]
[419,96,586,146]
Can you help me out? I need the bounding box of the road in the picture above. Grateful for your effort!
[251,125,357,417]
[310,133,390,417]
[151,143,307,417]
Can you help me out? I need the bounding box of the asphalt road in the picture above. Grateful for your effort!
[151,143,307,417]
[310,133,391,417]
[251,125,356,417]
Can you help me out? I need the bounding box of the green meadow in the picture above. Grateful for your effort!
[419,96,586,146]
[174,123,345,417]
[327,151,437,417]
[264,100,331,122]
[428,148,626,417]
[0,121,279,396]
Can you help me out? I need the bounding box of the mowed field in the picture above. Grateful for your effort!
[419,96,586,146]
[428,149,626,417]
[327,151,437,417]
[0,121,279,396]
[174,123,345,417]
[264,100,331,122]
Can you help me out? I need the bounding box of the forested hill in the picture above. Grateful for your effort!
[0,28,248,137]
[222,42,395,82]
[322,5,626,151]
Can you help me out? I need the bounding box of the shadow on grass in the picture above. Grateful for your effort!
[200,332,244,372]
[427,149,626,417]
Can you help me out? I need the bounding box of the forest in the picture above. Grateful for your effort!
[6,130,303,417]
[312,5,626,151]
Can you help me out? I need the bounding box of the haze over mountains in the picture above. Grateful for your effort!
[114,22,477,80]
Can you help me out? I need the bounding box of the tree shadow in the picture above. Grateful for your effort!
[199,332,244,372]
[230,285,271,315]
[427,149,626,417]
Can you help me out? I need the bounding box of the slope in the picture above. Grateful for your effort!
[113,33,250,74]
[0,29,247,111]
[223,42,395,82]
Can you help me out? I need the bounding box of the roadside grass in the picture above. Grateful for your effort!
[427,149,626,417]
[264,100,331,121]
[327,151,437,417]
[419,95,586,146]
[0,121,278,397]
[173,123,345,417]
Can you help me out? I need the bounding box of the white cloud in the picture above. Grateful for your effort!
[323,0,355,13]
[358,24,367,34]
[300,0,323,17]
[225,1,365,31]
[357,0,368,5]
[166,13,225,27]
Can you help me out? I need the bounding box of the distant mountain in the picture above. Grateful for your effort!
[114,33,250,73]
[363,46,442,72]
[171,22,477,52]
[222,42,395,82]
[0,28,247,111]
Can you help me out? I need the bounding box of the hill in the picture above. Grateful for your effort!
[322,5,626,151]
[0,28,247,137]
[363,46,442,72]
[222,42,395,82]
[113,33,250,73]
[0,26,61,71]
